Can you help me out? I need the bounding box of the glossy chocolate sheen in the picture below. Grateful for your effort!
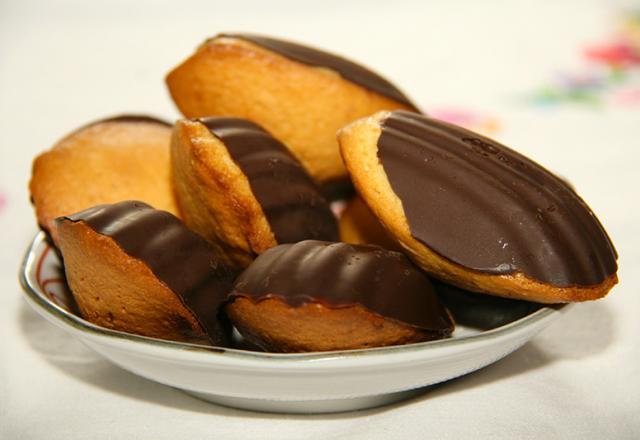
[320,176,356,202]
[75,115,171,133]
[377,110,618,286]
[219,33,419,110]
[101,115,171,126]
[58,201,236,346]
[433,280,541,330]
[199,117,338,244]
[230,240,454,333]
[66,115,171,139]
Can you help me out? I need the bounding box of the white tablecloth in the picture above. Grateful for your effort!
[1,1,639,438]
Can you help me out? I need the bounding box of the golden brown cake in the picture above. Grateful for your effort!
[338,110,618,303]
[166,34,418,183]
[30,116,179,244]
[171,117,338,268]
[338,196,401,251]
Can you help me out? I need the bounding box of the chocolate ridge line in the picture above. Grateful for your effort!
[57,200,235,345]
[377,110,617,286]
[57,114,172,143]
[216,33,420,111]
[197,117,338,245]
[397,113,618,265]
[68,114,171,136]
[99,115,172,126]
[230,240,454,333]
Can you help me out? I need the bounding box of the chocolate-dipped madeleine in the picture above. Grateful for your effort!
[171,117,338,268]
[30,115,179,244]
[166,34,418,183]
[226,240,454,353]
[55,201,236,345]
[338,110,618,303]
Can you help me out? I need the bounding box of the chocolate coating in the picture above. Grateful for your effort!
[230,240,454,333]
[377,110,617,286]
[58,201,236,345]
[433,280,542,330]
[219,33,419,110]
[320,176,356,202]
[64,115,171,140]
[74,115,171,134]
[199,117,338,244]
[101,115,171,126]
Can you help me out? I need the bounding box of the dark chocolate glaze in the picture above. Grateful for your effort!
[58,201,236,346]
[377,110,618,286]
[72,115,171,135]
[320,176,356,203]
[101,115,172,126]
[433,280,541,330]
[230,240,454,333]
[199,117,338,244]
[64,115,171,140]
[218,33,419,110]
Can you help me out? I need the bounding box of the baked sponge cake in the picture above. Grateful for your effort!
[171,117,338,268]
[226,240,454,352]
[338,110,618,303]
[339,196,401,251]
[166,33,418,183]
[55,201,236,345]
[30,116,179,244]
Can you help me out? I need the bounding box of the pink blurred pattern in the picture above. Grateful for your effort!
[0,191,7,214]
[584,41,640,68]
[529,11,640,108]
[609,87,640,105]
[429,107,501,136]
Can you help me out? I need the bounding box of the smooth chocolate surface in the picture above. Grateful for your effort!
[230,240,454,333]
[219,33,419,110]
[101,115,172,126]
[73,115,171,134]
[377,110,617,286]
[320,176,356,203]
[58,201,236,345]
[433,280,542,330]
[64,115,171,140]
[199,117,338,244]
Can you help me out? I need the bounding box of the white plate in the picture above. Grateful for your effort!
[19,232,566,414]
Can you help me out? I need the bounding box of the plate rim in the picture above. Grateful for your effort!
[20,231,564,364]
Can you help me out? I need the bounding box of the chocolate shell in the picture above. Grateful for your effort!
[227,240,454,352]
[56,201,236,345]
[199,117,338,244]
[433,281,542,330]
[376,111,617,287]
[80,114,171,129]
